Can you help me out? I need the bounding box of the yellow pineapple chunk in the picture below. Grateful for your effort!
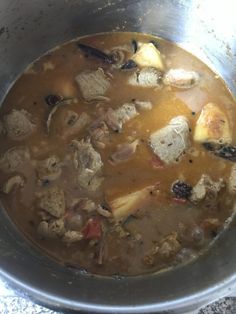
[131,43,164,71]
[194,103,232,144]
[108,187,152,222]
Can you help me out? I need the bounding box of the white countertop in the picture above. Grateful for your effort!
[0,277,235,314]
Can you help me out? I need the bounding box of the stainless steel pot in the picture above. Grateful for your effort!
[0,0,235,313]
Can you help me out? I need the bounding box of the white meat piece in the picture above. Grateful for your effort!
[89,119,110,149]
[90,103,138,141]
[71,197,97,212]
[163,69,199,89]
[37,186,65,218]
[133,100,153,111]
[131,43,164,70]
[71,139,103,191]
[159,233,181,259]
[0,147,30,173]
[4,109,36,140]
[105,103,138,132]
[116,103,139,124]
[128,67,162,87]
[37,219,65,239]
[65,213,83,231]
[104,108,121,132]
[62,111,91,139]
[88,176,104,192]
[75,68,110,101]
[229,164,236,194]
[149,116,190,164]
[2,175,25,194]
[190,174,225,204]
[36,156,62,181]
[62,230,83,243]
[110,140,139,164]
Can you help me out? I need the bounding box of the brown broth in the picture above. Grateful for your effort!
[0,32,235,276]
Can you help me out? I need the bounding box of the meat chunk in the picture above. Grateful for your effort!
[2,175,25,194]
[37,218,65,239]
[89,119,110,149]
[133,100,153,111]
[107,186,153,222]
[104,108,121,132]
[65,212,83,231]
[110,140,139,164]
[190,174,225,205]
[36,156,62,182]
[143,245,160,266]
[116,103,139,122]
[4,109,35,140]
[144,233,181,265]
[128,67,162,87]
[71,197,97,212]
[149,116,190,164]
[71,139,103,191]
[89,103,138,144]
[75,68,110,101]
[194,103,232,145]
[159,233,181,260]
[87,176,104,191]
[62,230,83,243]
[37,186,65,218]
[0,147,30,173]
[131,43,164,70]
[163,69,199,89]
[229,164,236,194]
[105,103,138,132]
[62,111,91,139]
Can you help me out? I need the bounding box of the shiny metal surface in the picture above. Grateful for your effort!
[0,0,235,313]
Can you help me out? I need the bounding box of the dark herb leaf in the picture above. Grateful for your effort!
[216,145,236,161]
[150,40,159,49]
[77,43,114,64]
[45,94,62,106]
[121,59,137,70]
[203,142,236,162]
[132,39,138,53]
[202,142,215,152]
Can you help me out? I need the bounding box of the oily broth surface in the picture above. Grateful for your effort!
[0,32,235,275]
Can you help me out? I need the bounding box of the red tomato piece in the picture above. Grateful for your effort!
[82,218,102,239]
[172,197,187,204]
[150,155,165,169]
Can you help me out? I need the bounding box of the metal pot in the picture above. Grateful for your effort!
[0,0,235,313]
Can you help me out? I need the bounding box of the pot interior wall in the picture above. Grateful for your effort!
[0,0,235,313]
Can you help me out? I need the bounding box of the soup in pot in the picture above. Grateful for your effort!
[0,32,235,275]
